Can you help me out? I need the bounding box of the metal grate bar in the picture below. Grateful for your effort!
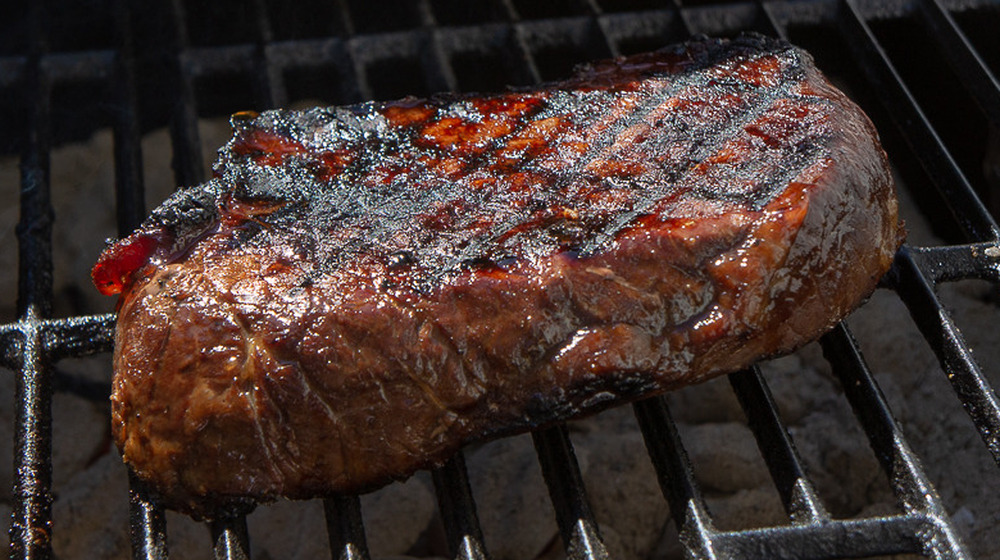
[916,0,1000,126]
[415,0,436,26]
[892,246,1000,464]
[210,516,251,560]
[343,38,373,103]
[421,33,459,93]
[633,397,718,559]
[532,425,610,560]
[495,0,518,22]
[670,0,696,37]
[39,51,115,83]
[634,335,975,559]
[334,0,355,37]
[417,0,460,93]
[758,1,791,41]
[503,4,544,85]
[431,453,491,560]
[507,24,543,86]
[728,367,828,524]
[2,317,111,370]
[516,17,615,64]
[757,0,837,31]
[182,46,258,77]
[709,514,934,559]
[42,314,115,362]
[819,323,969,558]
[167,0,206,186]
[10,5,55,558]
[128,472,169,560]
[10,326,54,560]
[271,38,363,103]
[249,0,285,109]
[598,11,679,55]
[348,32,432,97]
[681,3,763,37]
[110,0,146,235]
[323,496,370,560]
[589,9,622,59]
[434,25,536,90]
[16,27,53,320]
[837,0,1000,242]
[906,242,1000,283]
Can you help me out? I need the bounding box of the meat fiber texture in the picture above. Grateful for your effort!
[92,34,902,516]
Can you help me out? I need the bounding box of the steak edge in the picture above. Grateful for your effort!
[94,34,903,516]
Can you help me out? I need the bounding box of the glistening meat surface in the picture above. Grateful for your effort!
[93,34,903,517]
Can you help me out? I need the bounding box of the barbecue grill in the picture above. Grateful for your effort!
[2,0,1000,558]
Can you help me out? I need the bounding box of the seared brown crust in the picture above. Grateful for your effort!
[100,35,902,516]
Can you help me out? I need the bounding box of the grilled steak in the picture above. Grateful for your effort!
[93,34,902,516]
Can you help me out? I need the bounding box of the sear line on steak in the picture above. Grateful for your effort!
[93,34,903,517]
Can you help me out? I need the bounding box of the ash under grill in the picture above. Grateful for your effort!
[2,0,1000,559]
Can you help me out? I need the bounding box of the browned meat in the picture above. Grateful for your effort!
[93,34,902,517]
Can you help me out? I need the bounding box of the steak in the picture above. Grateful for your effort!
[93,34,902,517]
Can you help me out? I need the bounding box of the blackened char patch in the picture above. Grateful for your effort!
[137,34,826,293]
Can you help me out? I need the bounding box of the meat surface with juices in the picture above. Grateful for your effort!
[93,34,903,517]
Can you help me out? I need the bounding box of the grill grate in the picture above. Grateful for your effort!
[2,0,1000,558]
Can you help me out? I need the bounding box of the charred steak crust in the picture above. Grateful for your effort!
[94,34,902,516]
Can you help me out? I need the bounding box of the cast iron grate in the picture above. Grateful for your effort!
[2,0,1000,558]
